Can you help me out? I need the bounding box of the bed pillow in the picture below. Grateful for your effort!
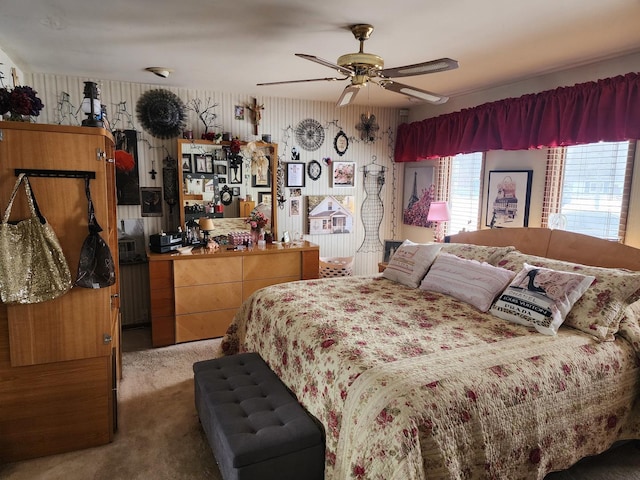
[419,253,516,312]
[440,243,515,266]
[490,263,595,335]
[382,240,442,288]
[497,250,640,340]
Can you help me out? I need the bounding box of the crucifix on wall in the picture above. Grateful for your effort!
[247,97,264,135]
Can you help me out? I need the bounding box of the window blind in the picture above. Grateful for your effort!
[447,152,484,235]
[543,141,634,241]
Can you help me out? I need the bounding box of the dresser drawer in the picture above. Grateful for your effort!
[243,252,301,281]
[174,257,242,287]
[175,282,243,315]
[176,309,238,343]
[243,276,300,302]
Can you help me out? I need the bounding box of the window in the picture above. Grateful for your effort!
[542,141,635,241]
[437,152,484,236]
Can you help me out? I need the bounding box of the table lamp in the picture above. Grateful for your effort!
[427,201,451,242]
[199,217,216,243]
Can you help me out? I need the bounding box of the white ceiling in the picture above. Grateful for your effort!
[1,0,639,108]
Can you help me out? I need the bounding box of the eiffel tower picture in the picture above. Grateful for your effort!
[406,171,420,210]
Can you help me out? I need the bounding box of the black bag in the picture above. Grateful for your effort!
[75,178,116,289]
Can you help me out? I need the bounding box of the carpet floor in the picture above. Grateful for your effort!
[0,334,638,480]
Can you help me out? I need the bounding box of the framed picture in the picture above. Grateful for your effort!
[383,240,404,263]
[140,187,163,217]
[252,156,271,187]
[485,170,533,228]
[403,164,435,227]
[258,191,272,204]
[234,105,245,120]
[181,154,192,173]
[232,186,240,196]
[306,195,355,235]
[195,154,207,173]
[229,160,242,184]
[215,164,227,175]
[286,162,305,187]
[332,161,356,188]
[205,154,213,173]
[289,197,301,216]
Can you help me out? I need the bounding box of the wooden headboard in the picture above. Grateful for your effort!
[446,228,640,271]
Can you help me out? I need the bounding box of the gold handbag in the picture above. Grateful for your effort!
[0,173,72,304]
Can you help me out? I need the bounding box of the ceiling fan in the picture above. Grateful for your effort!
[257,24,458,107]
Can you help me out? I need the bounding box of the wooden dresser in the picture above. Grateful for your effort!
[0,122,120,462]
[148,241,319,346]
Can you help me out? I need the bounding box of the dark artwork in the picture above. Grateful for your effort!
[115,129,140,205]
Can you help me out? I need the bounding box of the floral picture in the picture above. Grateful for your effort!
[332,161,356,188]
[403,164,435,227]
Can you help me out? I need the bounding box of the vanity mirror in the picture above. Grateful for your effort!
[177,139,278,235]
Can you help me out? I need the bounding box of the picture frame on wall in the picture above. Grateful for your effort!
[258,191,272,204]
[485,170,533,228]
[402,164,435,227]
[181,154,192,173]
[251,155,271,187]
[195,154,207,174]
[286,162,305,187]
[332,161,356,188]
[140,187,163,217]
[383,239,404,263]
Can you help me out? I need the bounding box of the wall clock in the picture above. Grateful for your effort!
[307,160,322,181]
[334,130,349,156]
[294,118,325,151]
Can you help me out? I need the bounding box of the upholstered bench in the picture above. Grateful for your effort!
[193,352,325,480]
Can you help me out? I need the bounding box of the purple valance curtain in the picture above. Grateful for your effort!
[394,72,640,162]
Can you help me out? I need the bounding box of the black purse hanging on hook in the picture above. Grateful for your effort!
[75,177,116,289]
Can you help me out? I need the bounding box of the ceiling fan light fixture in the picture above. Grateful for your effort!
[145,67,174,79]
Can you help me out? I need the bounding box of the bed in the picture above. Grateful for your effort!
[221,228,640,479]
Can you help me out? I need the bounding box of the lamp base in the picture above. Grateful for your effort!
[82,119,104,128]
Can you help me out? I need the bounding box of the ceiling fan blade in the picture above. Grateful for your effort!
[295,53,355,77]
[379,58,458,78]
[257,77,348,86]
[336,84,362,107]
[377,80,449,104]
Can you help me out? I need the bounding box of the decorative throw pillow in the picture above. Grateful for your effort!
[496,251,640,340]
[419,253,516,312]
[617,301,640,355]
[490,263,595,335]
[382,240,442,288]
[440,243,515,266]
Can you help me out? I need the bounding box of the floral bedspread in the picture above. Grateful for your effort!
[222,276,640,479]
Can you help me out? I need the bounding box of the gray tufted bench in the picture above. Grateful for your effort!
[193,352,325,480]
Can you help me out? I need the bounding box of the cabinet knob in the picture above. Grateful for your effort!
[103,333,113,345]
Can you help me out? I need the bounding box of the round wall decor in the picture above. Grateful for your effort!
[136,89,186,139]
[294,118,325,151]
[307,160,322,180]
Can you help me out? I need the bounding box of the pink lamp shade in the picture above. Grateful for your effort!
[427,201,450,242]
[427,202,451,222]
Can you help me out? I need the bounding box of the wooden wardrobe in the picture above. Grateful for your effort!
[0,122,120,462]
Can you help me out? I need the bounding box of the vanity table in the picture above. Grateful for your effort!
[148,241,320,346]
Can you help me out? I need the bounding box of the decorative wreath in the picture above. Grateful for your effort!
[136,89,186,139]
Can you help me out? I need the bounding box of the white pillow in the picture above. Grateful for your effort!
[382,240,442,288]
[419,253,516,312]
[490,263,595,335]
